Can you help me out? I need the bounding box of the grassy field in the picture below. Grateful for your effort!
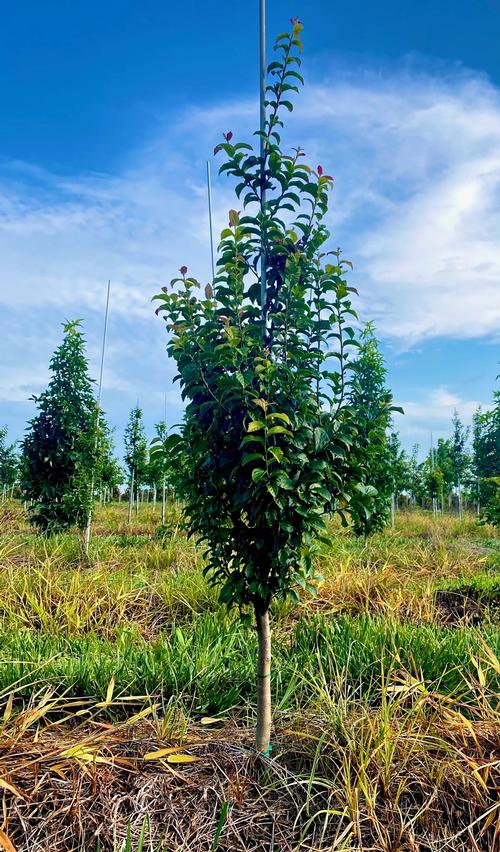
[0,502,499,851]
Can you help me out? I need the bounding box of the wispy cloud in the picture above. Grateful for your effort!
[394,385,488,448]
[1,56,499,443]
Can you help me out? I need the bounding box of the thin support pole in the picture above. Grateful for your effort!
[259,0,267,327]
[162,392,167,526]
[206,161,216,283]
[128,468,134,524]
[84,279,111,552]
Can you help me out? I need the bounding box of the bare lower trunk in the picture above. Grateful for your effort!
[162,477,166,525]
[83,475,95,553]
[255,608,272,755]
[128,469,135,524]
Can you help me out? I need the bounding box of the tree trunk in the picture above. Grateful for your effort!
[128,468,135,524]
[390,493,395,528]
[162,476,166,525]
[255,608,272,755]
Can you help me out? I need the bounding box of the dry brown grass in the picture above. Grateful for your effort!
[0,670,499,852]
[0,502,499,850]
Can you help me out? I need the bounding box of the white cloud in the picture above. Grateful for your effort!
[1,56,500,429]
[393,385,489,448]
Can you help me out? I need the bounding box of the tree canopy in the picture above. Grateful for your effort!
[21,321,98,532]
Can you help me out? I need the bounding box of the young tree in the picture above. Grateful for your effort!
[450,409,470,515]
[149,421,172,523]
[434,438,454,508]
[0,427,19,499]
[347,324,402,536]
[21,321,98,532]
[95,414,123,501]
[472,382,500,526]
[422,455,445,513]
[406,444,423,506]
[153,21,372,753]
[124,405,148,519]
[386,431,409,505]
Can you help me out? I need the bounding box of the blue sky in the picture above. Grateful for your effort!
[1,0,499,457]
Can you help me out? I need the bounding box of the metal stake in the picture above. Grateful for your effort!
[162,392,167,526]
[206,161,216,282]
[84,279,111,552]
[259,0,267,327]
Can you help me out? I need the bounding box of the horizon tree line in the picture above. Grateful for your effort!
[0,318,497,530]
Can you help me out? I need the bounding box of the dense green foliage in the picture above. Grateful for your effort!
[0,426,19,490]
[473,381,500,526]
[20,321,98,532]
[154,22,372,618]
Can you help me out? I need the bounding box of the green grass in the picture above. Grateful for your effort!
[1,613,498,713]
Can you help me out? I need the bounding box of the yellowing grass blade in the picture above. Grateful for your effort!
[0,828,16,852]
[105,676,115,705]
[479,639,500,675]
[122,705,158,726]
[283,729,320,742]
[166,754,201,764]
[200,717,225,726]
[0,778,29,801]
[59,744,115,765]
[144,746,185,760]
[2,694,13,723]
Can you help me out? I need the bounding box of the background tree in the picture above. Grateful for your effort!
[20,321,98,532]
[347,323,402,536]
[0,427,19,499]
[149,421,172,523]
[124,405,148,519]
[95,414,123,501]
[386,430,409,507]
[472,381,500,526]
[422,455,445,513]
[450,409,470,515]
[434,438,454,508]
[153,21,371,753]
[406,444,424,506]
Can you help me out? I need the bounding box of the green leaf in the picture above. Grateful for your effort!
[247,420,266,433]
[267,426,292,437]
[242,453,263,465]
[267,412,292,425]
[274,472,294,490]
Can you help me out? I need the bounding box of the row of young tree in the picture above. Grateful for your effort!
[0,321,173,530]
[1,317,498,534]
[384,407,500,522]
